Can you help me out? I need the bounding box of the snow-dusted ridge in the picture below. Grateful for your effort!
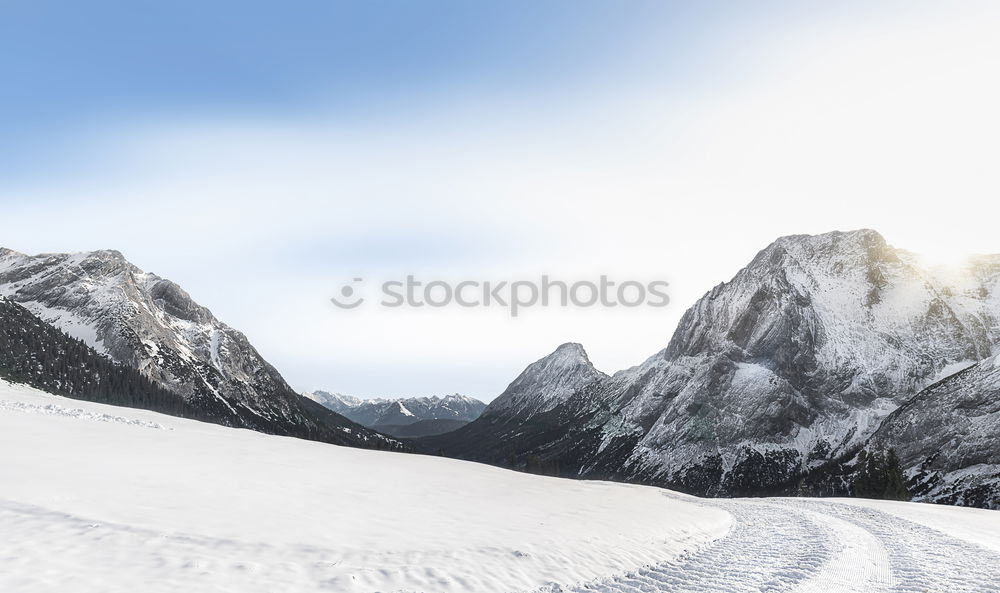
[484,342,609,419]
[613,230,1000,500]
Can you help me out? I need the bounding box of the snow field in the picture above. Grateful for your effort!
[0,381,729,593]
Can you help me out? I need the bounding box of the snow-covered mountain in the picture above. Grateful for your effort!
[869,354,1000,508]
[603,230,1000,495]
[430,230,1000,504]
[482,342,609,420]
[0,248,401,449]
[423,343,614,468]
[306,391,486,428]
[303,390,363,411]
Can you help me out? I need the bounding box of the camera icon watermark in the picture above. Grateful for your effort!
[332,275,669,317]
[329,277,365,309]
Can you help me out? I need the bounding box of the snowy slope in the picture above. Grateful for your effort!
[4,381,1000,592]
[839,498,1000,555]
[0,381,728,593]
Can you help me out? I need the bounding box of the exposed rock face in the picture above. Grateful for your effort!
[869,355,1000,509]
[0,248,401,449]
[607,230,999,494]
[0,297,192,415]
[430,230,1000,504]
[482,343,609,420]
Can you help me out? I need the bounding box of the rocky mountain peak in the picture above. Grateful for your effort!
[0,247,25,259]
[551,341,590,359]
[306,391,363,409]
[744,229,898,282]
[773,228,886,251]
[70,248,128,264]
[484,342,607,418]
[439,393,481,405]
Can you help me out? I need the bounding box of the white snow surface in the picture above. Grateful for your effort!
[0,381,728,593]
[837,498,1000,555]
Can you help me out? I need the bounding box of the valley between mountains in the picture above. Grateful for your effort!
[2,229,1000,592]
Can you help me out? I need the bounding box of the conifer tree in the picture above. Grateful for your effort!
[853,448,910,501]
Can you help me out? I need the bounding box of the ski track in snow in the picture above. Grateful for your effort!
[535,497,1000,593]
[0,400,170,430]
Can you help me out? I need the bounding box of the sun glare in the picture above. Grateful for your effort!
[910,247,980,270]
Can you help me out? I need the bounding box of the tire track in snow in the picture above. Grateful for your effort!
[793,500,1000,593]
[533,499,837,593]
[791,503,892,593]
[533,497,1000,593]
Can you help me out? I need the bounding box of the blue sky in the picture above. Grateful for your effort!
[2,2,999,399]
[1,1,703,172]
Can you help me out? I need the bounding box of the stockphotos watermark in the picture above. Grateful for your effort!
[330,275,670,317]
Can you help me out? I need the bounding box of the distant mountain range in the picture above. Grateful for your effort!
[0,248,403,451]
[423,230,1000,508]
[305,391,486,437]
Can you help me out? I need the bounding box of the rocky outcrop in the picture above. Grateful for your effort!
[868,355,1000,508]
